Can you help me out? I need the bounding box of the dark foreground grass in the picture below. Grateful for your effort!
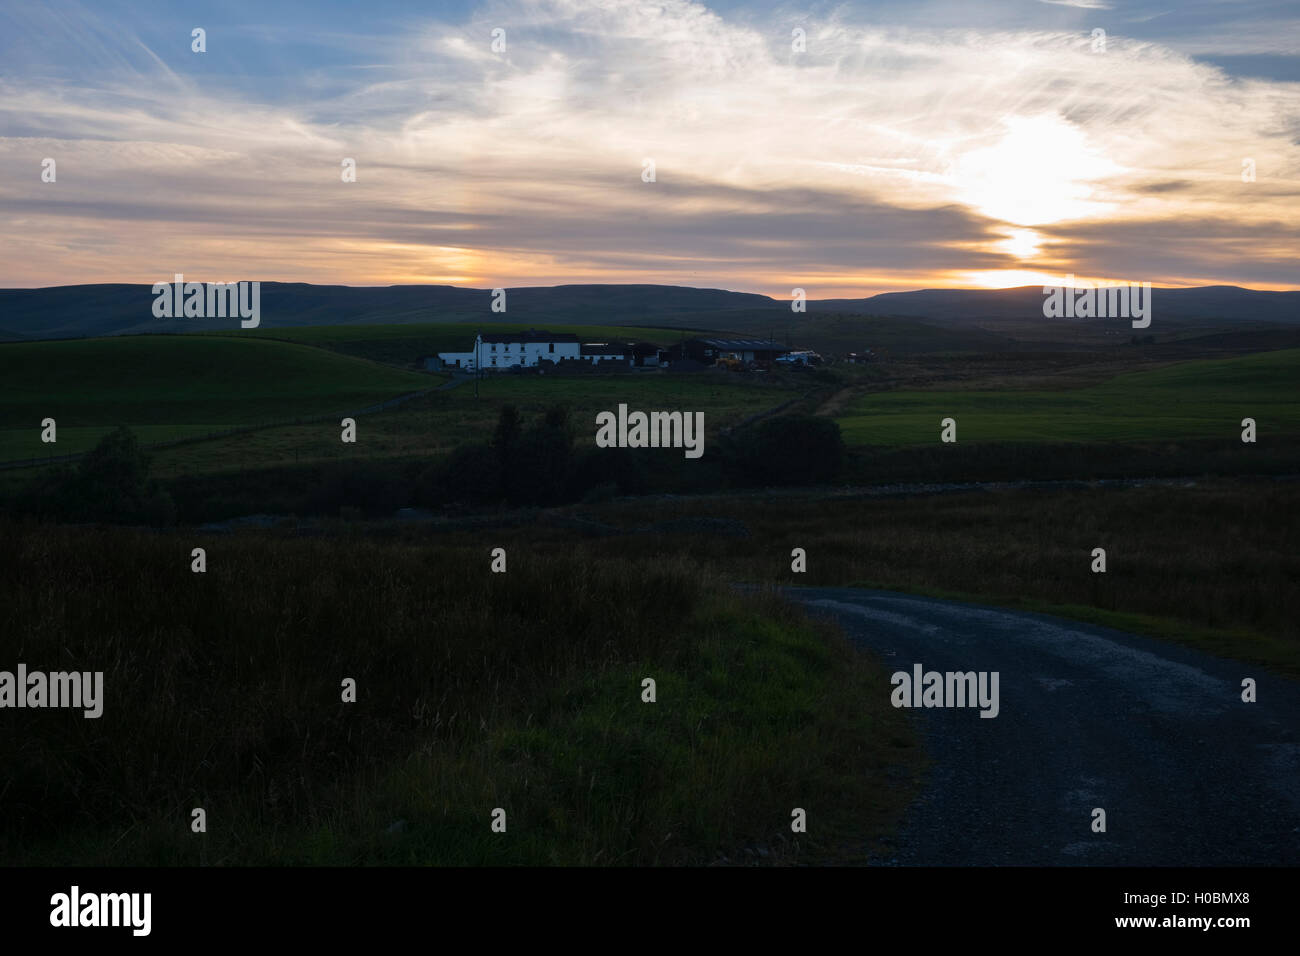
[0,523,919,865]
[389,480,1300,677]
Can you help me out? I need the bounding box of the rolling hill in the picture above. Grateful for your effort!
[0,335,434,461]
[816,285,1300,325]
[1,282,1295,342]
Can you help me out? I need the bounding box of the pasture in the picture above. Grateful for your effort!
[835,349,1300,445]
[0,335,436,463]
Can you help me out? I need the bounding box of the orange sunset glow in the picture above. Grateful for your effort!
[1,1,1297,295]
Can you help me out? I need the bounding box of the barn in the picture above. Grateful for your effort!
[662,338,789,366]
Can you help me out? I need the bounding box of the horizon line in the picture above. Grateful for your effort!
[3,281,1295,297]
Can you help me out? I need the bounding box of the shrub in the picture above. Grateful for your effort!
[18,426,175,526]
[721,415,846,486]
[435,442,504,504]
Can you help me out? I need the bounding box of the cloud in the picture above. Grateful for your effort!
[1038,0,1113,9]
[0,0,1298,293]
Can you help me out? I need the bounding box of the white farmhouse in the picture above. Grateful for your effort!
[436,330,582,371]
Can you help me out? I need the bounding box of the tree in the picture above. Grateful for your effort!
[23,426,175,525]
[503,405,573,505]
[493,404,522,455]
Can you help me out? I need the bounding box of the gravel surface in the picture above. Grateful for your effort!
[786,587,1300,866]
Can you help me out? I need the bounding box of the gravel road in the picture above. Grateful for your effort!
[786,587,1300,866]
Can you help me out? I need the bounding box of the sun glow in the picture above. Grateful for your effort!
[952,115,1122,227]
[996,227,1044,261]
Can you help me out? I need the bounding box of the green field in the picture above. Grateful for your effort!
[143,370,795,477]
[0,335,436,461]
[7,328,1296,481]
[0,327,809,477]
[836,348,1300,445]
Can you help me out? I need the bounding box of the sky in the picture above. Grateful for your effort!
[1,0,1297,295]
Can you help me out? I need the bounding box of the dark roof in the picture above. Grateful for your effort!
[581,343,627,355]
[480,330,579,344]
[693,338,787,350]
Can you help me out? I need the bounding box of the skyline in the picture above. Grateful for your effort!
[2,0,1298,295]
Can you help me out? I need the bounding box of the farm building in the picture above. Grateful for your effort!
[580,343,630,366]
[437,330,581,371]
[579,342,664,368]
[628,342,662,367]
[662,338,790,366]
[436,331,668,372]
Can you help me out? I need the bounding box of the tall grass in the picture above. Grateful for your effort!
[557,481,1300,674]
[0,523,917,865]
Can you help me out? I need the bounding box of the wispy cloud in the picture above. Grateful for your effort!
[1,0,1297,293]
[1038,0,1113,10]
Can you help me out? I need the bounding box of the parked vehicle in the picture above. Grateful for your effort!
[775,350,821,366]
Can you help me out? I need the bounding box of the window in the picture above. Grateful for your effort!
[549,343,554,353]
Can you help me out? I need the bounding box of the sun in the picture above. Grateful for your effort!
[952,114,1121,227]
[997,227,1044,260]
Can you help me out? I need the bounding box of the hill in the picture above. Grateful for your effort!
[0,283,780,341]
[2,282,1296,342]
[816,285,1300,325]
[0,335,433,462]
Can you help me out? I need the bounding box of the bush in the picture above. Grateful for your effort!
[504,405,573,506]
[568,446,649,498]
[18,426,175,526]
[431,405,574,507]
[433,441,504,505]
[721,415,846,486]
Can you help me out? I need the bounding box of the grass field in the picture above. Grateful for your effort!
[390,478,1299,676]
[0,328,807,474]
[0,525,920,865]
[4,327,1295,490]
[0,335,437,462]
[138,369,799,477]
[835,348,1300,445]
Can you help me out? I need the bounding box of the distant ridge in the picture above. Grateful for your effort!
[0,282,1295,341]
[816,285,1300,324]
